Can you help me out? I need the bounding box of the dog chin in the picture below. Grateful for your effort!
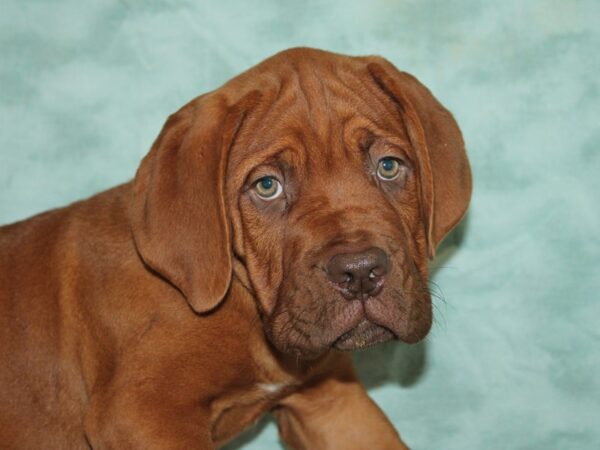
[333,319,395,351]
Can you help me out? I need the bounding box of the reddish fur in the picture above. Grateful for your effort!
[0,48,470,449]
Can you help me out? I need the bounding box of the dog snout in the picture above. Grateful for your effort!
[326,247,389,300]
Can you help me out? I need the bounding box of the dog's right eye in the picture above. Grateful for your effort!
[254,176,283,200]
[377,157,403,180]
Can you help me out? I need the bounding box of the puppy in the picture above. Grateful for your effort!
[0,47,471,449]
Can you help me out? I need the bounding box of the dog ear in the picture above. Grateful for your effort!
[367,61,472,258]
[130,92,257,313]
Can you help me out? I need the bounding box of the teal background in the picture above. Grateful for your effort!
[1,1,599,449]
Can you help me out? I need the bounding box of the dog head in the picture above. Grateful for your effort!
[130,48,471,359]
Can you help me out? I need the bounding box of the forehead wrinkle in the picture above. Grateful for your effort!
[324,69,400,132]
[229,78,298,170]
[252,74,314,145]
[316,74,391,162]
[346,70,404,128]
[292,64,340,165]
[314,68,334,154]
[323,74,414,165]
[268,63,364,174]
[231,139,304,185]
[293,64,328,120]
[234,64,398,189]
[254,82,305,144]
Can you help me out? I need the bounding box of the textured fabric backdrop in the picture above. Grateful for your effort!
[1,1,598,449]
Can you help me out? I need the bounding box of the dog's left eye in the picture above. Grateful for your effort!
[254,176,283,200]
[377,157,403,180]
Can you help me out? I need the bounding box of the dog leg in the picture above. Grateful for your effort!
[273,354,409,450]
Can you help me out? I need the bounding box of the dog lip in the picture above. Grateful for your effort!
[333,319,395,351]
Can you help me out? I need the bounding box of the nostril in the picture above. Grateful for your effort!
[369,264,387,279]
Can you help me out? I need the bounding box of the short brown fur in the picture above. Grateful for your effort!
[0,48,471,449]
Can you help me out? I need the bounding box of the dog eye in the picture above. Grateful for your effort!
[254,176,283,200]
[377,157,403,180]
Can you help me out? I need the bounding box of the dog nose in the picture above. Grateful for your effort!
[326,247,389,299]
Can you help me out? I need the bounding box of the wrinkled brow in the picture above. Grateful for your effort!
[230,142,305,186]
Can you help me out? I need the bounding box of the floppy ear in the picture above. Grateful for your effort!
[367,61,472,258]
[130,92,255,313]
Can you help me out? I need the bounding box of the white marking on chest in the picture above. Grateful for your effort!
[257,382,288,394]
